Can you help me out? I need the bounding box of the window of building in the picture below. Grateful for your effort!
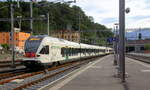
[72,36,74,39]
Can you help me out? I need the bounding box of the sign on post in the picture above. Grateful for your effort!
[107,37,118,43]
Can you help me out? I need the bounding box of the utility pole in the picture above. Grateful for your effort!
[30,0,33,35]
[17,0,20,8]
[17,16,22,30]
[10,4,15,68]
[79,8,81,59]
[119,0,125,82]
[47,13,49,36]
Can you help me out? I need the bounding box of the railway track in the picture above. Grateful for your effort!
[0,60,21,64]
[0,68,29,81]
[126,54,150,64]
[0,60,22,68]
[0,55,105,90]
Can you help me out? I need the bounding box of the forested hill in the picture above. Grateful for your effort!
[0,1,113,45]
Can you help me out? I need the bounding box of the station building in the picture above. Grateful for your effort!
[0,32,30,50]
[51,30,80,43]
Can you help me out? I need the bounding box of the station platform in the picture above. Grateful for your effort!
[39,55,150,90]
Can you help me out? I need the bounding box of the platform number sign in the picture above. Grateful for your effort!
[107,37,118,43]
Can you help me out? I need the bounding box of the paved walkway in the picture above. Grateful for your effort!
[40,55,150,90]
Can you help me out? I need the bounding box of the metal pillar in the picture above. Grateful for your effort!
[116,25,119,65]
[113,25,117,65]
[10,4,15,68]
[17,16,22,30]
[78,7,81,59]
[17,0,20,8]
[47,13,50,36]
[30,1,33,35]
[119,0,125,82]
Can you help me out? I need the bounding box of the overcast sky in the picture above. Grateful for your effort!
[69,0,150,29]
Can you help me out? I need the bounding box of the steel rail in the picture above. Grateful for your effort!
[0,68,28,80]
[0,55,104,90]
[126,54,150,64]
[13,58,92,90]
[0,63,22,68]
[0,60,21,64]
[0,55,106,87]
[0,60,77,85]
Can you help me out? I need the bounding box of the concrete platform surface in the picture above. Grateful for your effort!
[40,55,150,90]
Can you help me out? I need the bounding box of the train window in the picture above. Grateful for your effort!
[81,48,83,53]
[77,48,80,54]
[65,48,67,56]
[66,48,70,56]
[40,46,49,54]
[74,48,76,55]
[71,48,73,56]
[62,48,70,57]
[25,37,42,53]
[68,48,71,56]
[61,48,65,57]
[72,48,74,55]
[73,48,76,55]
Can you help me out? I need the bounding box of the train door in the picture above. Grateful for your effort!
[50,44,62,62]
[38,45,50,62]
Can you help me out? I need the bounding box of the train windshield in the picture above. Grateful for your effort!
[25,37,43,53]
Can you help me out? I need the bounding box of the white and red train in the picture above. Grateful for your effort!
[22,35,112,68]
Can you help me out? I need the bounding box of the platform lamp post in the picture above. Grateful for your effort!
[116,24,120,68]
[114,23,122,76]
[113,23,119,65]
[119,0,130,82]
[119,0,126,82]
[113,24,116,65]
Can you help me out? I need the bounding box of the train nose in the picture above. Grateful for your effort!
[25,52,37,57]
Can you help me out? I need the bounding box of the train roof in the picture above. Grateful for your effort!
[29,35,111,49]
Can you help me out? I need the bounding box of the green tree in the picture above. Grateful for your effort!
[0,1,113,45]
[145,44,150,50]
[1,44,9,50]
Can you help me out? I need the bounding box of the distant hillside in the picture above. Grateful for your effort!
[0,1,113,45]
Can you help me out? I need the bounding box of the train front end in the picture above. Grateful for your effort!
[22,36,45,68]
